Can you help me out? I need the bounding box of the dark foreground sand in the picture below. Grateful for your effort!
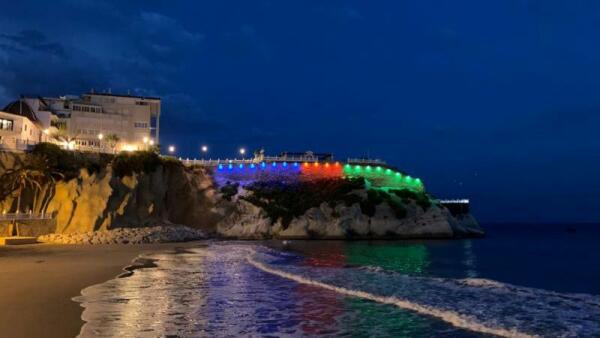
[0,241,204,338]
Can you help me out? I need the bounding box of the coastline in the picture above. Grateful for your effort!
[0,241,203,338]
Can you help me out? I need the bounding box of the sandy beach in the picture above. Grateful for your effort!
[0,241,204,338]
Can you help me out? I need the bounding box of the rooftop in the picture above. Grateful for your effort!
[84,92,161,101]
[2,100,39,122]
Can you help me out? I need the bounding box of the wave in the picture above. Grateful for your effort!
[249,247,600,338]
[247,255,534,338]
[74,244,600,338]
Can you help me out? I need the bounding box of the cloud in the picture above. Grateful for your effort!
[0,30,66,58]
[0,5,204,102]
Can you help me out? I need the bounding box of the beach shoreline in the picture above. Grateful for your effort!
[0,241,204,338]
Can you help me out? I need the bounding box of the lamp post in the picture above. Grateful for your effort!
[239,147,246,159]
[201,145,208,159]
[168,145,175,154]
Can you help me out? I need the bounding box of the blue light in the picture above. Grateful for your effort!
[261,162,266,168]
[239,164,243,169]
[228,164,233,170]
[250,163,255,169]
[283,162,288,167]
[293,162,298,167]
[272,162,277,167]
[218,164,223,170]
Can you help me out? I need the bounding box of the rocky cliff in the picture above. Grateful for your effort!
[0,149,482,239]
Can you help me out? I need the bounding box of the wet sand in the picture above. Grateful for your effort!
[0,242,204,338]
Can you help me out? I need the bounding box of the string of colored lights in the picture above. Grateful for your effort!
[214,161,424,191]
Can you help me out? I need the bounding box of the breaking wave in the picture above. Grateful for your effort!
[74,244,600,338]
[249,246,600,338]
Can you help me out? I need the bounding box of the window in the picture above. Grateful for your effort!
[136,101,149,106]
[134,122,148,128]
[0,118,13,131]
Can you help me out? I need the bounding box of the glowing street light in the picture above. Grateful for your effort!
[201,145,208,153]
[168,145,175,153]
[239,148,246,155]
[149,139,155,146]
[143,136,149,144]
[97,133,104,140]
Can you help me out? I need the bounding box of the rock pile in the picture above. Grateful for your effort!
[38,226,205,245]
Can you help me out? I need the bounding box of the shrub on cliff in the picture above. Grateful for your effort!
[390,188,431,211]
[30,142,111,179]
[359,189,407,218]
[241,177,366,228]
[112,151,163,177]
[220,182,239,201]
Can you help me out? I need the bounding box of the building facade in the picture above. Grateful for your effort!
[1,92,161,153]
[0,100,51,151]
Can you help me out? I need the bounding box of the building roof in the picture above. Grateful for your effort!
[2,100,39,122]
[84,92,161,101]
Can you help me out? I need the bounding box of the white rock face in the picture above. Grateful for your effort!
[38,225,205,245]
[215,199,469,239]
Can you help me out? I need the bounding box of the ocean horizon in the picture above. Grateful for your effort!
[74,223,600,337]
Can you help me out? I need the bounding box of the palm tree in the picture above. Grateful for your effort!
[104,133,120,153]
[0,156,63,236]
[50,126,79,150]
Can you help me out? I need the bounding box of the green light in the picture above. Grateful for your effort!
[376,166,382,171]
[385,169,391,175]
[366,165,372,171]
[355,165,362,171]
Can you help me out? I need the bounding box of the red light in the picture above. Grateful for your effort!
[314,162,319,167]
[335,162,340,166]
[325,163,330,168]
[303,162,309,167]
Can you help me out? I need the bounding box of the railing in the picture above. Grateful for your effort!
[438,199,470,204]
[346,158,387,165]
[179,156,389,167]
[180,156,329,167]
[180,158,256,166]
[0,212,54,221]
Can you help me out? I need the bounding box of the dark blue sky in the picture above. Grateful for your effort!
[1,1,599,223]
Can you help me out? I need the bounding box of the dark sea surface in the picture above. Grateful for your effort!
[75,223,600,337]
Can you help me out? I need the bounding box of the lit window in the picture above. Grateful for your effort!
[0,118,13,131]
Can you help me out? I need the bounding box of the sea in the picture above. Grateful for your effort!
[74,223,600,337]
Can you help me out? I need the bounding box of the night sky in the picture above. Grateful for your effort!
[1,1,599,223]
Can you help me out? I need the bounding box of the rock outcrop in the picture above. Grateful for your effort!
[0,151,482,241]
[215,197,481,239]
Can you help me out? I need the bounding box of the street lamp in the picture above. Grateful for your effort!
[97,133,103,140]
[168,145,175,154]
[149,139,155,146]
[201,145,208,153]
[239,148,246,158]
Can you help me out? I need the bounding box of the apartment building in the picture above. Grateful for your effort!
[1,91,161,153]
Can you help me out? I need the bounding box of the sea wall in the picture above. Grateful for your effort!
[212,161,424,191]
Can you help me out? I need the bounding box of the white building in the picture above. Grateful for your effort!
[1,92,161,153]
[0,99,51,151]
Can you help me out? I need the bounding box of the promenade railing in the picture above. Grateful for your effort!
[0,212,54,221]
[180,156,388,167]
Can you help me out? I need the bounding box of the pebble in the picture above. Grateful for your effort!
[37,226,205,245]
